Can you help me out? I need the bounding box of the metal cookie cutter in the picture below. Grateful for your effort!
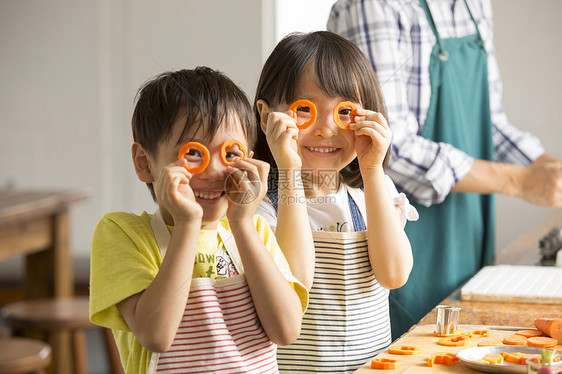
[435,305,461,335]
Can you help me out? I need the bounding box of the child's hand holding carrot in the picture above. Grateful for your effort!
[350,109,392,172]
[261,110,301,169]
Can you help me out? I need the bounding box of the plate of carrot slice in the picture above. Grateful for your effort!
[456,346,558,373]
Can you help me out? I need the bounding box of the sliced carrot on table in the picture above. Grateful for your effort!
[503,334,528,345]
[387,346,421,355]
[527,336,558,348]
[438,335,470,347]
[371,358,398,370]
[477,339,502,347]
[516,329,543,338]
[427,353,459,367]
[470,329,491,337]
[534,318,562,340]
[482,353,504,364]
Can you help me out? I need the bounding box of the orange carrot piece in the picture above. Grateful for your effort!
[371,358,398,370]
[438,335,470,347]
[387,346,421,355]
[289,99,317,130]
[471,329,491,337]
[219,139,247,166]
[477,339,502,347]
[503,334,528,345]
[427,353,459,367]
[516,329,543,338]
[502,352,524,364]
[178,142,210,174]
[482,353,504,364]
[527,336,558,348]
[433,331,460,337]
[534,318,562,339]
[333,101,357,130]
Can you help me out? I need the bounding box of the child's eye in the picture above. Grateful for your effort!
[338,108,352,116]
[296,105,311,113]
[183,148,203,159]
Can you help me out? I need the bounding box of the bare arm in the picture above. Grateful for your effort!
[353,110,413,289]
[451,154,562,207]
[226,157,304,345]
[363,167,413,289]
[118,220,200,352]
[119,159,203,353]
[230,218,303,345]
[257,101,315,289]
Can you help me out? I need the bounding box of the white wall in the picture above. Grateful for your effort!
[0,0,559,280]
[0,0,274,279]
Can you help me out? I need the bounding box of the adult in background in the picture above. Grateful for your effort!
[328,0,562,338]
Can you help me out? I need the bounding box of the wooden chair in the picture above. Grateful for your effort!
[0,336,51,374]
[0,296,122,374]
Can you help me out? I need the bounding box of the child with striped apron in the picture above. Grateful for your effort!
[148,209,279,373]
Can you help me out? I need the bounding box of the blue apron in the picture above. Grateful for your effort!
[389,0,496,339]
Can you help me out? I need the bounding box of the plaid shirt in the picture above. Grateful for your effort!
[328,0,544,206]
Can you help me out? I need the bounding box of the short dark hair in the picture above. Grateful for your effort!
[253,31,390,189]
[132,66,257,199]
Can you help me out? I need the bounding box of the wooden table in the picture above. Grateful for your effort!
[0,187,89,374]
[0,187,89,298]
[354,208,562,373]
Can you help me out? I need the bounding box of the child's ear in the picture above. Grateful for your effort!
[256,99,271,133]
[132,142,154,183]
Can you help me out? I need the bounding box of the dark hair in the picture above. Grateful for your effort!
[132,66,257,199]
[253,31,389,189]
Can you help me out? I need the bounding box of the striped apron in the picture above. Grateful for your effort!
[148,210,278,374]
[277,187,391,373]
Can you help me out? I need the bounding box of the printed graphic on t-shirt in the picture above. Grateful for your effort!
[316,221,350,232]
[195,245,239,279]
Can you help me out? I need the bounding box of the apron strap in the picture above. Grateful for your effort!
[217,225,245,274]
[418,0,484,60]
[346,186,367,232]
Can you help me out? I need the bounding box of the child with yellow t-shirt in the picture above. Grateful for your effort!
[89,67,308,374]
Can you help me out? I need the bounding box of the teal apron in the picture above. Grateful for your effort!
[389,0,496,339]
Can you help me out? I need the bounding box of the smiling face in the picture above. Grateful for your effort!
[150,115,248,228]
[277,66,358,183]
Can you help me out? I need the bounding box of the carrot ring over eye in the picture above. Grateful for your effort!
[178,142,210,174]
[333,101,358,130]
[220,139,247,166]
[289,99,317,130]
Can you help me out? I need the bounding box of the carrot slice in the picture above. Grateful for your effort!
[289,100,317,130]
[332,101,357,130]
[503,334,528,345]
[438,335,470,347]
[477,339,502,347]
[387,346,421,355]
[178,142,210,174]
[471,329,491,337]
[427,353,459,367]
[516,329,543,338]
[219,139,247,166]
[482,353,504,364]
[534,318,562,339]
[433,331,460,337]
[527,336,557,348]
[501,352,526,364]
[371,358,398,370]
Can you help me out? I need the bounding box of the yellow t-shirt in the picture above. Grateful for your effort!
[89,211,308,374]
